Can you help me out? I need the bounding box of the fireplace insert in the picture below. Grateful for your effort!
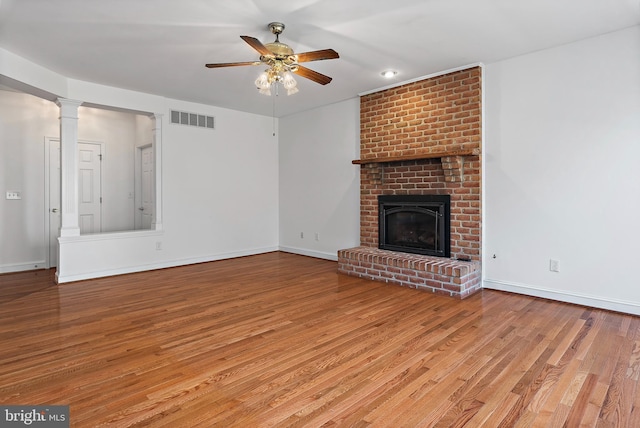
[378,194,450,257]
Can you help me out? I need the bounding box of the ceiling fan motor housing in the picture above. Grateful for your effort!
[264,42,294,58]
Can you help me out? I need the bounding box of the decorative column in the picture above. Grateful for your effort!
[56,98,83,237]
[151,113,163,230]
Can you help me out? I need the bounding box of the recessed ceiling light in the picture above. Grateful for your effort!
[381,70,398,78]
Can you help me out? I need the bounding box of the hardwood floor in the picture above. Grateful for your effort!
[1,252,639,427]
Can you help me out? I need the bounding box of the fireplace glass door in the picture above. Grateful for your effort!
[378,195,450,257]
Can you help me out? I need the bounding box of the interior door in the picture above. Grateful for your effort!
[78,143,102,234]
[48,140,103,260]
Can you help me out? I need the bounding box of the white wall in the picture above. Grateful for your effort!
[484,26,640,314]
[278,99,361,260]
[56,97,279,281]
[1,50,279,281]
[56,94,280,281]
[0,91,58,272]
[159,99,279,261]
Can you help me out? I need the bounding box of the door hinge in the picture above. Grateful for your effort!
[99,154,103,161]
[100,197,103,203]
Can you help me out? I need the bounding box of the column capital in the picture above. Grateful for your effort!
[56,98,83,114]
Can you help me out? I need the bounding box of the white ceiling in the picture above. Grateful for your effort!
[1,0,638,117]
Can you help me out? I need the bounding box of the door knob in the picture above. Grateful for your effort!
[51,208,58,213]
[138,207,144,211]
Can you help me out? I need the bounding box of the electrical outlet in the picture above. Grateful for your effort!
[155,241,162,250]
[300,232,304,239]
[315,232,320,241]
[549,259,559,272]
[6,191,21,200]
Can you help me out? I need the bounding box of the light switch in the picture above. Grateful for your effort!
[6,191,21,200]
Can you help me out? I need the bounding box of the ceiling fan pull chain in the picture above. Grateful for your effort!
[272,87,276,136]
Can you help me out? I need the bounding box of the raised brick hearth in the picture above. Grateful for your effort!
[338,66,483,299]
[338,247,481,298]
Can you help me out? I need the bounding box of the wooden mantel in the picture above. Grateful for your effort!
[352,148,480,183]
[351,148,480,165]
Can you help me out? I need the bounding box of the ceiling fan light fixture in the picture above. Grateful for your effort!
[282,72,298,96]
[255,72,271,90]
[258,86,272,96]
[381,70,398,78]
[255,69,298,96]
[282,72,296,88]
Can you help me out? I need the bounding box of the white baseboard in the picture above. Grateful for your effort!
[483,278,640,316]
[0,260,47,274]
[56,246,279,283]
[278,246,337,261]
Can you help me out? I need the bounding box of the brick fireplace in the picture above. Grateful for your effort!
[338,66,483,298]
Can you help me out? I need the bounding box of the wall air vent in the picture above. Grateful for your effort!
[170,110,214,130]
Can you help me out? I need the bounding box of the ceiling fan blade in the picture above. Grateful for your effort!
[205,61,261,68]
[293,65,333,85]
[240,35,272,56]
[296,49,339,63]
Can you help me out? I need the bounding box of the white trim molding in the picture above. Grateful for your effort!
[56,246,279,283]
[279,246,338,262]
[0,260,47,274]
[483,279,640,316]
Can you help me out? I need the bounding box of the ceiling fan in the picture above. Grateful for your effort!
[205,22,339,95]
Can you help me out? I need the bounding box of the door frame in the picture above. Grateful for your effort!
[134,143,153,230]
[44,137,58,269]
